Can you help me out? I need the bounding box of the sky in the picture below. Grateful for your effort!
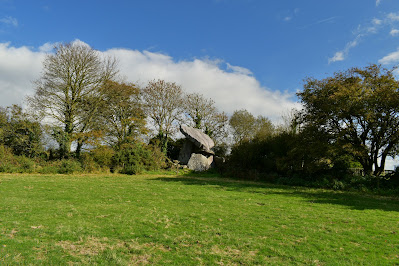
[1,0,399,165]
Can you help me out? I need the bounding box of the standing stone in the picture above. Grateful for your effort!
[187,154,213,172]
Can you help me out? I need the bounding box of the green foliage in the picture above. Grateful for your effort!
[40,159,82,174]
[0,105,43,158]
[229,109,274,144]
[226,132,295,180]
[96,80,147,148]
[81,146,115,172]
[0,145,37,173]
[113,142,166,175]
[298,64,399,176]
[15,156,36,173]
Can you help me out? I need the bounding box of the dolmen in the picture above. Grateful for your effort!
[178,125,215,171]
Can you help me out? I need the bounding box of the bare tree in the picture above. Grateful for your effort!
[28,42,118,158]
[183,92,229,144]
[141,79,184,151]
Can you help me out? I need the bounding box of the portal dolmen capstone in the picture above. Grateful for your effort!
[178,125,215,171]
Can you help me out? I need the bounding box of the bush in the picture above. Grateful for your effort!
[90,146,115,168]
[15,156,36,173]
[113,142,166,175]
[80,153,99,173]
[57,159,82,174]
[38,159,82,174]
[0,145,38,173]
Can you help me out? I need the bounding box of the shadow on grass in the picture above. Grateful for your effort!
[151,175,399,212]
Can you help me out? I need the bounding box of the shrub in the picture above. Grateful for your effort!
[80,153,99,173]
[113,142,166,175]
[57,159,82,174]
[0,145,38,173]
[91,146,115,168]
[38,159,82,174]
[78,146,116,173]
[15,156,36,173]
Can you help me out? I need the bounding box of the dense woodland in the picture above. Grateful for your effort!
[1,42,399,192]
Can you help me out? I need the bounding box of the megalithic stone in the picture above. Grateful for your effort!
[180,125,214,155]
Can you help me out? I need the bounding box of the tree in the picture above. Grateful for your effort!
[254,115,274,140]
[28,42,118,158]
[229,109,256,143]
[298,64,399,176]
[0,105,43,157]
[229,109,273,144]
[97,80,147,148]
[141,79,184,152]
[183,92,229,143]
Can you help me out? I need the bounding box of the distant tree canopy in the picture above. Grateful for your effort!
[298,64,399,176]
[0,105,43,158]
[141,79,184,152]
[96,80,147,148]
[6,39,398,184]
[229,109,274,143]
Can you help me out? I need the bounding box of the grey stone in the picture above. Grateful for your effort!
[187,153,213,172]
[180,125,214,155]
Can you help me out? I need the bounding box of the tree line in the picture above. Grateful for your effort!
[0,42,271,174]
[1,42,399,191]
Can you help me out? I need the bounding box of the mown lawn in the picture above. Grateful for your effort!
[0,173,398,265]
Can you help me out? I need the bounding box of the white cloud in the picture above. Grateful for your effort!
[328,14,392,64]
[328,51,345,63]
[372,18,382,26]
[328,35,362,64]
[38,42,55,53]
[376,0,382,6]
[388,12,399,22]
[0,41,299,123]
[226,63,253,76]
[0,16,18,27]
[0,43,45,107]
[105,47,300,121]
[378,47,399,64]
[390,29,399,36]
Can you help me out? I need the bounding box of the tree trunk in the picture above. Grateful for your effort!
[361,159,373,176]
[374,153,387,176]
[75,139,83,158]
[61,118,73,159]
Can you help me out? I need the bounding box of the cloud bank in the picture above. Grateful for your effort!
[0,41,299,122]
[0,43,46,107]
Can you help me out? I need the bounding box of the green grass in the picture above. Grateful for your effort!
[0,173,398,265]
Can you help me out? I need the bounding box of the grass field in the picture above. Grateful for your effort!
[0,172,398,265]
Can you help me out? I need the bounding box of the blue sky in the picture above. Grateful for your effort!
[0,0,399,117]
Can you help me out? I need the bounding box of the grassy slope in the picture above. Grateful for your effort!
[0,173,398,265]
